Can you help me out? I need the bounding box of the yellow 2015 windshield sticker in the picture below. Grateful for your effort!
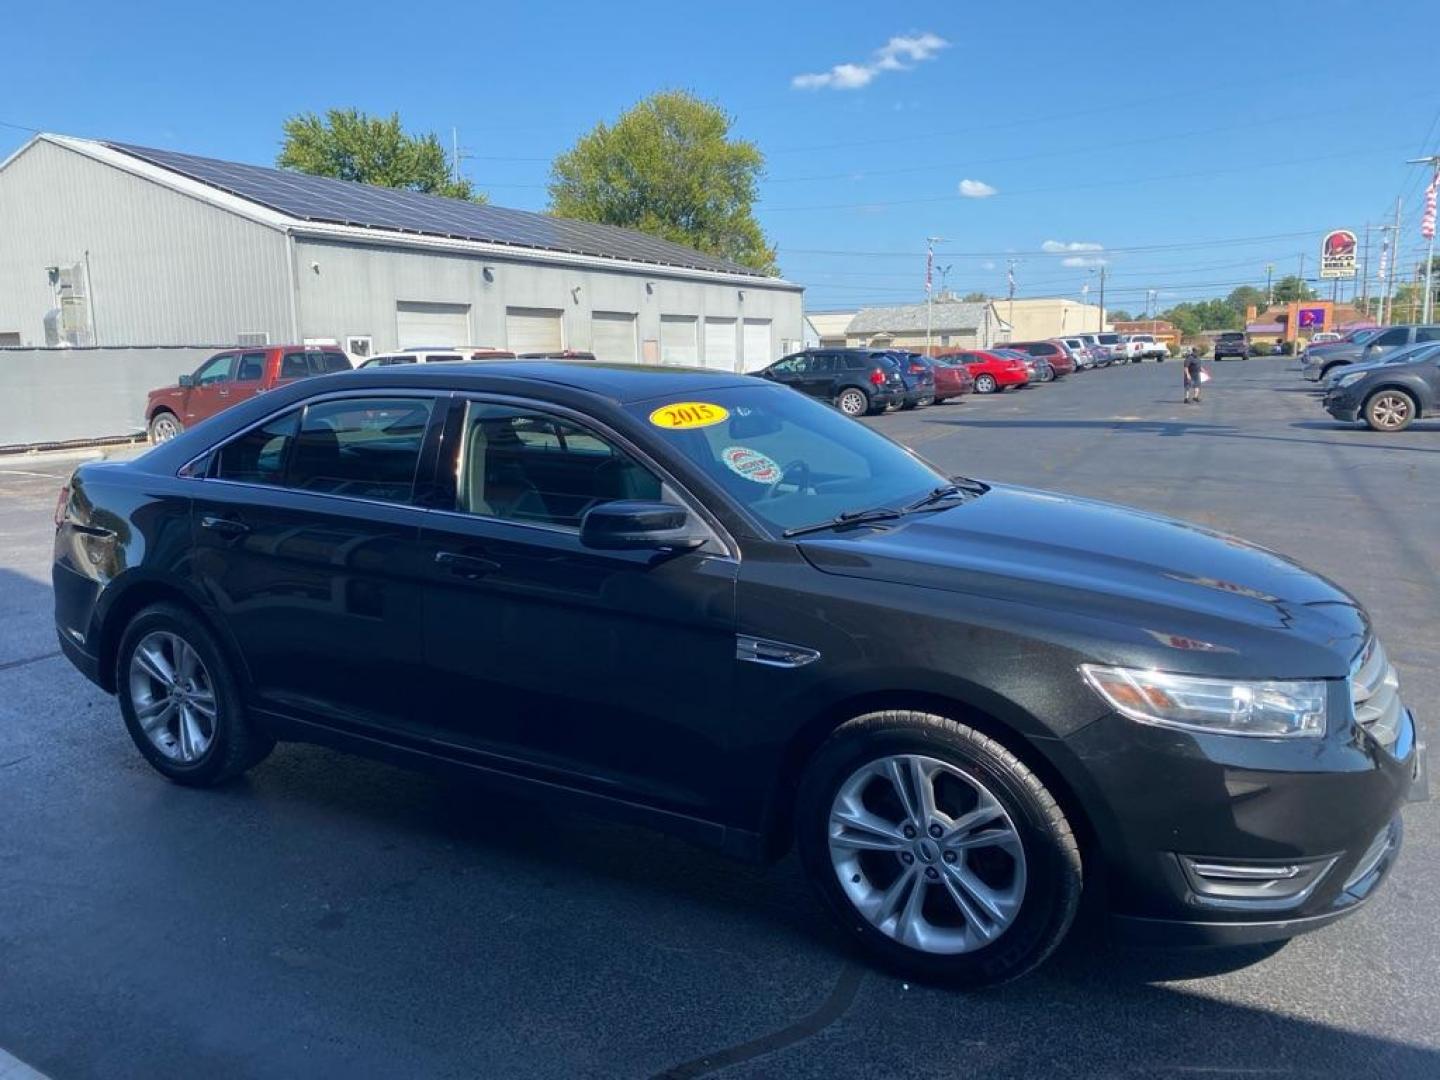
[648,401,730,430]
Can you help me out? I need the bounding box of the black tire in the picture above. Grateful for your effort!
[116,603,274,786]
[1363,388,1417,433]
[974,374,998,394]
[900,398,920,411]
[148,410,183,443]
[796,710,1082,988]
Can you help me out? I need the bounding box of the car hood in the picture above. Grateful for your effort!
[797,484,1366,670]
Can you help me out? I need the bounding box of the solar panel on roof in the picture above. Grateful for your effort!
[103,141,767,278]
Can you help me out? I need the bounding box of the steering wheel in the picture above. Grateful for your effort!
[763,459,814,499]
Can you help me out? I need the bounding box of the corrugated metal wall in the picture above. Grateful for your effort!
[0,140,292,347]
[293,237,804,368]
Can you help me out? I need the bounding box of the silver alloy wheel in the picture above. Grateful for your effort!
[838,389,868,416]
[828,753,1027,954]
[1368,392,1412,431]
[975,374,997,394]
[128,630,217,762]
[149,413,181,443]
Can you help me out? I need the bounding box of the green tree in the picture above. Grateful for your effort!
[1271,275,1314,303]
[548,91,776,274]
[961,291,989,302]
[1107,309,1133,322]
[1224,285,1267,317]
[279,108,482,201]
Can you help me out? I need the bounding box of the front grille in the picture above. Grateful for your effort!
[1351,636,1403,752]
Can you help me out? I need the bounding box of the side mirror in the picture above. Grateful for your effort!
[178,374,195,388]
[580,500,704,552]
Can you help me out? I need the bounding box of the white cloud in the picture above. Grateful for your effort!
[982,261,997,271]
[1061,256,1108,268]
[792,32,949,91]
[958,178,997,198]
[1042,240,1104,253]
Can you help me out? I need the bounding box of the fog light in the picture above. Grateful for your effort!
[1178,854,1336,911]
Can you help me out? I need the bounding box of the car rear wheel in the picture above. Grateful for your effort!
[836,388,871,417]
[1364,389,1417,432]
[1039,367,1055,383]
[975,374,998,394]
[796,711,1082,987]
[148,411,183,443]
[117,604,274,786]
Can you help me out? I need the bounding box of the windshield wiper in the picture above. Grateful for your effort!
[784,479,988,539]
[782,507,907,539]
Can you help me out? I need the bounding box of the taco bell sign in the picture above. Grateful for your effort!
[1320,229,1358,279]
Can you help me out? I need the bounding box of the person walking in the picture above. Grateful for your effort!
[1183,347,1206,404]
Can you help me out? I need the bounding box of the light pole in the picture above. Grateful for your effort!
[1006,258,1018,340]
[1386,197,1403,325]
[1265,263,1274,308]
[1147,289,1158,335]
[925,236,944,356]
[1408,156,1440,323]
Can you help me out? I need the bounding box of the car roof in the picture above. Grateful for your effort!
[347,359,756,403]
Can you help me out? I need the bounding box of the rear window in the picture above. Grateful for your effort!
[1097,334,1121,345]
[1218,332,1245,341]
[312,351,353,374]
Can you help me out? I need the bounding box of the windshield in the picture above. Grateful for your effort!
[1097,333,1121,344]
[632,384,949,533]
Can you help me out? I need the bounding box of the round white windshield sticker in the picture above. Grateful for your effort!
[722,446,782,485]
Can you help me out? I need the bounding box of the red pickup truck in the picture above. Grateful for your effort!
[146,345,353,442]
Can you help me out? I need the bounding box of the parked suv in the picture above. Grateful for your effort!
[55,362,1424,987]
[884,351,939,408]
[1324,348,1440,431]
[1006,340,1076,377]
[145,345,352,442]
[761,349,906,416]
[1213,332,1251,361]
[1302,325,1440,382]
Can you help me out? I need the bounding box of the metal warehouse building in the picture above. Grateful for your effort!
[0,134,803,367]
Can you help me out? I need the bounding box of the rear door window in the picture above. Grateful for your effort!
[235,351,266,382]
[310,351,353,375]
[1373,329,1409,347]
[280,352,311,379]
[285,397,435,504]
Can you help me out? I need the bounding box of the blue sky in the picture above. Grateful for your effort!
[4,0,1437,312]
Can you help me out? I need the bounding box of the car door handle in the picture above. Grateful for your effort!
[200,515,250,537]
[434,551,501,578]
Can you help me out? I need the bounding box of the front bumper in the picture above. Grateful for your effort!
[1301,364,1327,381]
[1323,388,1361,421]
[1061,699,1424,947]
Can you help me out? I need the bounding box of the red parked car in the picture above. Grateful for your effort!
[145,345,353,442]
[1005,339,1076,377]
[938,350,1030,394]
[929,356,975,401]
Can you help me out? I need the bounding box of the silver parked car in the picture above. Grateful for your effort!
[1300,325,1440,381]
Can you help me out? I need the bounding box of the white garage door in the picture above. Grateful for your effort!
[743,319,773,372]
[396,301,471,349]
[591,311,637,363]
[703,318,739,372]
[505,307,565,354]
[659,315,699,366]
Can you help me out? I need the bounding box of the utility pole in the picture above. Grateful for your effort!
[1097,264,1106,331]
[1386,196,1403,325]
[925,236,943,356]
[1359,227,1371,316]
[1148,288,1157,335]
[1007,258,1018,339]
[1265,263,1274,308]
[1408,156,1440,323]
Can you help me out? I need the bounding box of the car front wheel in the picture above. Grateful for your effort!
[116,603,274,786]
[974,374,997,394]
[796,710,1081,987]
[1364,389,1417,432]
[148,411,183,443]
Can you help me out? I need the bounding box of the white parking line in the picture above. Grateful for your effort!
[0,470,64,479]
[0,1048,50,1079]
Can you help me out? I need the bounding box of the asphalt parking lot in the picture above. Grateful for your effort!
[1,358,1437,1079]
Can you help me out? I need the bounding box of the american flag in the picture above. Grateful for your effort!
[1378,237,1389,281]
[1422,168,1439,241]
[925,244,933,294]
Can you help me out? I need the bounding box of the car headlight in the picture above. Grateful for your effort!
[1080,665,1327,737]
[1335,371,1365,388]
